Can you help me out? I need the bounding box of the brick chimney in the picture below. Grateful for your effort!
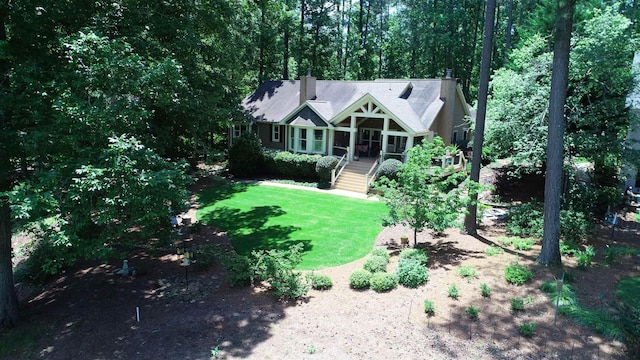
[299,71,317,104]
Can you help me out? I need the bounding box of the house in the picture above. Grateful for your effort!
[236,72,472,163]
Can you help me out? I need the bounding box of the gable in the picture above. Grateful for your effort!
[282,104,331,127]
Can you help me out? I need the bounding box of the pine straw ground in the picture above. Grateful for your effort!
[5,174,640,359]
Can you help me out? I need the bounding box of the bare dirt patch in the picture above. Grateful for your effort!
[4,168,640,360]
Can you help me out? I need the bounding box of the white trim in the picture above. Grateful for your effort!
[271,124,281,142]
[288,126,327,154]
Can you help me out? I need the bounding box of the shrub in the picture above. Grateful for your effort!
[397,259,429,287]
[222,252,253,287]
[307,273,333,290]
[506,202,593,244]
[560,209,593,244]
[519,323,537,338]
[504,263,533,285]
[511,297,525,312]
[263,150,322,180]
[458,265,479,282]
[315,156,338,182]
[465,306,480,321]
[399,248,428,266]
[363,255,388,273]
[576,245,596,269]
[370,246,391,261]
[370,272,399,292]
[500,236,535,250]
[480,283,492,297]
[485,245,504,256]
[505,202,544,238]
[251,244,309,299]
[424,299,436,315]
[448,283,460,299]
[604,246,639,266]
[376,159,403,181]
[228,131,264,177]
[349,269,373,289]
[560,240,580,256]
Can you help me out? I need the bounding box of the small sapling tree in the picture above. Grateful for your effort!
[375,137,479,246]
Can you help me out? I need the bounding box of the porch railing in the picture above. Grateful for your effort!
[331,148,349,187]
[364,150,383,193]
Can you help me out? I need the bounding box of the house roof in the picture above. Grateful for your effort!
[242,79,464,133]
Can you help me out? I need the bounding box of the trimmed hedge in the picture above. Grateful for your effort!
[349,269,373,289]
[370,272,399,292]
[397,258,429,288]
[229,132,264,177]
[316,156,339,181]
[263,150,322,180]
[377,159,403,181]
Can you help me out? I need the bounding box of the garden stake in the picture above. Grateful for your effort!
[448,310,452,334]
[136,307,140,322]
[407,297,413,321]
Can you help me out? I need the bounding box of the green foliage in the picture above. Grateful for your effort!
[465,306,480,321]
[251,244,310,299]
[457,265,479,282]
[560,240,580,256]
[376,159,403,182]
[363,255,389,273]
[263,150,322,180]
[222,252,253,288]
[505,202,592,244]
[369,272,399,292]
[448,283,460,299]
[315,156,339,182]
[519,323,537,338]
[376,137,478,245]
[485,245,504,256]
[511,297,525,312]
[396,259,429,288]
[0,323,45,359]
[370,246,391,261]
[499,236,536,251]
[504,263,533,285]
[307,273,333,290]
[604,247,640,266]
[349,269,373,289]
[229,132,265,177]
[399,248,428,266]
[616,277,640,310]
[424,299,436,315]
[576,245,596,269]
[480,283,492,297]
[486,9,636,207]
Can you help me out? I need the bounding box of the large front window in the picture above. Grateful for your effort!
[288,127,326,154]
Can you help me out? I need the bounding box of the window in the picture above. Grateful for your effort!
[452,131,458,143]
[288,127,326,154]
[313,130,323,152]
[232,124,249,143]
[463,130,468,141]
[272,124,281,142]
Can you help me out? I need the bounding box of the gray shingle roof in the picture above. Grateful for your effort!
[242,79,449,133]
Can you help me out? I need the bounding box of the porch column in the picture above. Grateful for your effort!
[381,117,390,158]
[328,130,335,156]
[349,115,357,160]
[406,136,414,149]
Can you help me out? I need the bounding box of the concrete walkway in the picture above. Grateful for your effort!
[251,180,380,201]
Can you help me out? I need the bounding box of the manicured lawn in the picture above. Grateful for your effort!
[616,277,640,309]
[196,182,388,270]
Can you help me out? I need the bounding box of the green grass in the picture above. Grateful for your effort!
[197,182,387,269]
[617,277,640,310]
[0,324,45,358]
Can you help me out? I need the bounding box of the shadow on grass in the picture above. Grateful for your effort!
[197,181,252,204]
[198,205,312,255]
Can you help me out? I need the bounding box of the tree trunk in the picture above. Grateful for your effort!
[538,0,576,266]
[503,0,514,66]
[0,4,19,329]
[464,0,497,235]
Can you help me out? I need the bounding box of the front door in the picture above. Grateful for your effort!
[360,128,381,157]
